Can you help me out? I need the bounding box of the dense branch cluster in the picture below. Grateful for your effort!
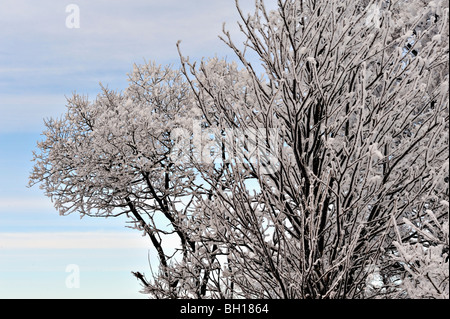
[30,0,449,299]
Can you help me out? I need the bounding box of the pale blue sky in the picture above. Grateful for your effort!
[0,0,274,299]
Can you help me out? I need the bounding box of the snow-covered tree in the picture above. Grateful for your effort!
[30,0,448,299]
[391,207,449,298]
[29,63,203,298]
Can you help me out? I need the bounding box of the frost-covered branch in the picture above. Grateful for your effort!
[30,0,448,299]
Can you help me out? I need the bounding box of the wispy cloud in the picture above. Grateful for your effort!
[0,0,258,133]
[0,197,54,212]
[0,231,159,250]
[0,0,240,66]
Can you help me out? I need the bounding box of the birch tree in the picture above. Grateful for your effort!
[30,0,448,299]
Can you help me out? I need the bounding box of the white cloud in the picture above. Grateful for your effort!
[0,231,160,250]
[0,197,54,212]
[0,223,183,250]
